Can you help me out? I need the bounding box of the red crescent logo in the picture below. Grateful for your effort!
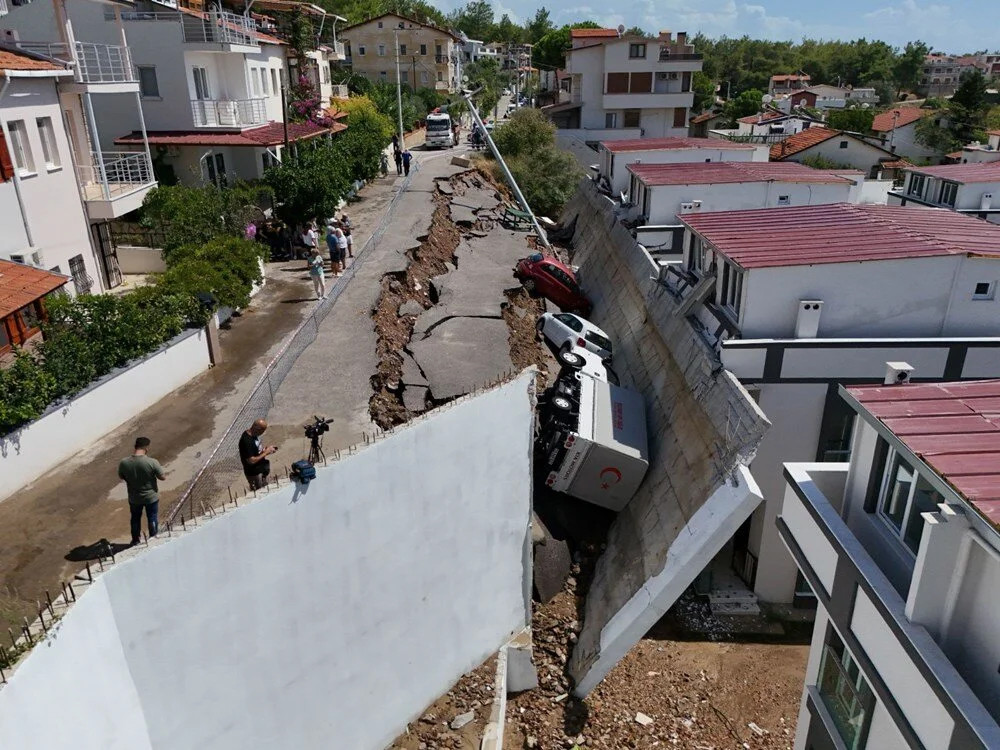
[599,467,622,490]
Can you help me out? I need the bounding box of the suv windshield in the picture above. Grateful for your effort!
[585,331,612,352]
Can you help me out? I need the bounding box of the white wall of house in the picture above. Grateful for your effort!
[878,121,943,164]
[778,135,892,175]
[640,179,853,224]
[738,255,1000,339]
[893,170,1000,213]
[246,43,286,122]
[599,143,763,195]
[737,116,814,137]
[0,77,102,289]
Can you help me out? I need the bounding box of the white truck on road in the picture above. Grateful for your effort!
[425,110,454,149]
[538,368,649,511]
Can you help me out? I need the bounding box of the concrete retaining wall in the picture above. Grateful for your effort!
[0,328,211,503]
[561,180,770,695]
[116,245,167,274]
[0,373,535,750]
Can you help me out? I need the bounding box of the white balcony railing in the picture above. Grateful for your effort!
[191,98,267,127]
[17,41,136,84]
[76,151,154,202]
[330,40,345,58]
[181,10,257,47]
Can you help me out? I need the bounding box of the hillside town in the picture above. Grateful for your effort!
[0,1,998,749]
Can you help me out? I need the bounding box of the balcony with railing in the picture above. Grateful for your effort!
[191,98,267,128]
[17,41,137,90]
[113,9,259,52]
[76,151,156,220]
[330,40,345,60]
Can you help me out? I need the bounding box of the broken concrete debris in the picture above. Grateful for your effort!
[399,300,423,317]
[449,710,475,730]
[635,712,654,727]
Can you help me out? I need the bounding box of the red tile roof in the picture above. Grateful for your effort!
[0,47,68,74]
[601,136,756,153]
[628,161,852,186]
[339,12,462,41]
[738,110,787,125]
[690,111,722,124]
[770,74,811,82]
[114,120,344,148]
[879,158,914,169]
[871,106,928,132]
[769,128,840,158]
[990,130,1000,137]
[905,161,1000,184]
[847,380,1000,528]
[570,28,619,38]
[680,203,1000,269]
[0,260,69,319]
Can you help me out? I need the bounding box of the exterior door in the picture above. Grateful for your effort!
[92,221,122,289]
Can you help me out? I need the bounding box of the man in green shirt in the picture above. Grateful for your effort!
[118,437,166,546]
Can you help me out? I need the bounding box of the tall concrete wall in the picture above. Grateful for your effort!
[562,181,770,695]
[0,373,536,750]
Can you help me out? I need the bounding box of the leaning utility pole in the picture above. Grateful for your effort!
[463,89,550,248]
[394,26,405,150]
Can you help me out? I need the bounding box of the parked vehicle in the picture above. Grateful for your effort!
[554,345,620,385]
[425,110,454,149]
[537,312,613,361]
[514,253,591,315]
[537,367,648,511]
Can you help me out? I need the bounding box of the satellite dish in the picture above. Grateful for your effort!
[617,24,626,35]
[762,94,773,103]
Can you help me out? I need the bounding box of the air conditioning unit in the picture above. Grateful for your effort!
[795,300,823,338]
[30,251,43,267]
[982,192,994,210]
[656,72,669,81]
[679,200,702,213]
[884,362,913,385]
[668,72,678,80]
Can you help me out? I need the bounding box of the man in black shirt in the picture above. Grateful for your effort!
[239,419,275,490]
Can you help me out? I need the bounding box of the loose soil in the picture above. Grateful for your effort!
[389,656,498,750]
[369,184,462,428]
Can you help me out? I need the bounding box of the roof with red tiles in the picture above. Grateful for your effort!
[601,136,756,153]
[627,161,852,187]
[846,380,1000,529]
[737,110,787,125]
[871,106,928,132]
[680,202,1000,269]
[570,28,619,38]
[906,162,1000,184]
[770,74,811,82]
[879,158,914,169]
[114,120,345,148]
[0,46,68,74]
[769,128,841,158]
[0,260,69,320]
[690,111,723,124]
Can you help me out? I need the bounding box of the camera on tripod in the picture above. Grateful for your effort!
[304,416,332,440]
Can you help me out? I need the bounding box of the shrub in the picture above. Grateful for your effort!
[160,236,266,313]
[0,350,55,431]
[493,109,556,159]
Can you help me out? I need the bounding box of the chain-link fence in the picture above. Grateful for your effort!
[166,166,419,524]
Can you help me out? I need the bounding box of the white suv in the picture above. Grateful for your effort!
[536,312,613,361]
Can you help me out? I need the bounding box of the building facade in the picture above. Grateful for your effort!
[770,128,901,179]
[952,130,1000,165]
[662,203,1000,610]
[563,29,702,139]
[768,73,810,96]
[779,379,1000,750]
[341,13,460,93]
[888,162,1000,223]
[869,106,946,164]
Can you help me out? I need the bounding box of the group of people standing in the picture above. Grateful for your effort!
[304,214,355,300]
[390,134,412,177]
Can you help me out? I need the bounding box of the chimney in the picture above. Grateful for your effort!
[884,362,914,385]
[795,300,823,338]
[676,32,687,45]
[658,30,672,43]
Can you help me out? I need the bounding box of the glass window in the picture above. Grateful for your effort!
[400,44,406,55]
[192,67,210,100]
[0,318,10,350]
[35,117,60,169]
[585,331,612,352]
[881,453,914,531]
[903,475,944,552]
[137,65,159,98]
[20,301,41,331]
[623,109,641,128]
[555,313,582,331]
[260,68,269,95]
[420,44,427,56]
[377,44,386,57]
[908,173,925,198]
[6,120,35,174]
[938,181,958,207]
[605,112,617,128]
[973,281,996,300]
[358,45,366,56]
[270,68,279,92]
[628,43,646,59]
[420,71,429,84]
[817,630,873,749]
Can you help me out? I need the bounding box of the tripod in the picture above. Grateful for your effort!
[308,433,325,465]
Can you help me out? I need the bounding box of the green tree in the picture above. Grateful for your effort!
[140,182,269,253]
[692,71,716,112]
[525,7,553,44]
[986,105,1000,131]
[827,108,876,133]
[489,14,522,43]
[624,27,647,37]
[493,108,555,158]
[451,0,494,40]
[722,88,764,124]
[951,68,988,113]
[265,141,353,226]
[464,57,509,117]
[915,115,960,153]
[160,237,266,312]
[533,22,599,70]
[892,41,929,95]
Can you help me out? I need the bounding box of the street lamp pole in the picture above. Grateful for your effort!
[394,26,405,150]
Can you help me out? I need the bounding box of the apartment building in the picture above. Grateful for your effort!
[661,203,1000,610]
[596,135,766,196]
[341,13,460,92]
[562,29,702,138]
[919,53,980,96]
[0,45,111,294]
[768,73,810,96]
[889,162,1000,223]
[2,1,342,189]
[780,379,1000,750]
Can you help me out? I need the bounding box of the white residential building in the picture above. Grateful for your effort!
[735,110,822,138]
[596,135,766,196]
[625,162,863,256]
[662,203,1000,610]
[779,379,1000,750]
[562,29,702,139]
[869,106,945,164]
[889,162,1000,224]
[769,128,903,180]
[953,130,1000,164]
[0,45,111,294]
[768,73,810,96]
[779,84,879,111]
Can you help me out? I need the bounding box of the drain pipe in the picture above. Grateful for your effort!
[462,89,550,249]
[0,75,35,248]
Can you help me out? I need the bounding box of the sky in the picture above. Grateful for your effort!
[442,0,997,53]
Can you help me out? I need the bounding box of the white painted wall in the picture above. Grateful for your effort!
[0,77,101,288]
[0,329,211,503]
[0,374,534,750]
[116,245,166,274]
[642,179,852,224]
[792,606,830,750]
[777,135,892,175]
[866,700,911,750]
[740,255,1000,339]
[750,383,828,603]
[881,121,943,164]
[779,479,839,596]
[599,143,761,195]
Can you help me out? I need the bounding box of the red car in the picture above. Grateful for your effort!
[514,253,592,315]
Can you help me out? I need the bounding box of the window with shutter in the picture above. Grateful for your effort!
[606,73,628,94]
[629,72,652,93]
